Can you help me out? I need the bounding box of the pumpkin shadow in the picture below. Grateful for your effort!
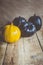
[0,31,4,42]
[0,26,5,43]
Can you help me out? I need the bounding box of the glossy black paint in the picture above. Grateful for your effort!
[28,15,42,31]
[13,16,26,26]
[21,22,36,37]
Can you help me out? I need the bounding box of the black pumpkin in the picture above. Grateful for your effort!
[13,16,26,26]
[28,14,42,31]
[21,22,36,37]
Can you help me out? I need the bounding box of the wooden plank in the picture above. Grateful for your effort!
[12,38,25,65]
[31,52,43,65]
[3,43,14,65]
[23,34,42,64]
[0,42,7,65]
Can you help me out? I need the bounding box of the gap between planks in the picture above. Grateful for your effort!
[36,25,43,51]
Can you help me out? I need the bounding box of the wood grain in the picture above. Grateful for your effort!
[3,43,14,65]
[0,42,7,65]
[31,52,43,65]
[0,0,43,27]
[3,38,25,65]
[23,34,42,65]
[2,35,42,65]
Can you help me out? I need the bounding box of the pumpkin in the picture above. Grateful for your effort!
[4,23,21,43]
[28,14,42,31]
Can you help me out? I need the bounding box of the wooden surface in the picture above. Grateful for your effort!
[0,0,43,65]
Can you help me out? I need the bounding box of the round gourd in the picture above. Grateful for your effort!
[4,23,21,43]
[28,14,42,31]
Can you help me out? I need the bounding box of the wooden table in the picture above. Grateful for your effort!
[0,0,43,65]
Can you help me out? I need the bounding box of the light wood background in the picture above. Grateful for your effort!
[0,0,43,65]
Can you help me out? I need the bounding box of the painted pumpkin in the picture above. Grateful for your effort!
[28,14,42,31]
[4,23,21,43]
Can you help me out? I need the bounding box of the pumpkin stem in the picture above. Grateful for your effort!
[34,14,36,16]
[11,23,13,26]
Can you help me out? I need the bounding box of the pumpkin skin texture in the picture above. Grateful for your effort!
[4,23,21,43]
[28,14,42,31]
